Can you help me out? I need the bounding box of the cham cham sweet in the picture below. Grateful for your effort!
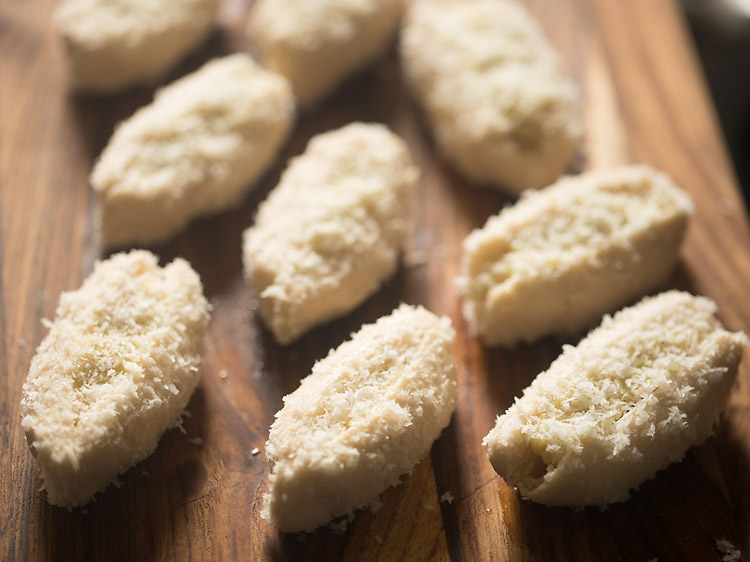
[458,165,694,347]
[55,0,219,92]
[263,304,457,532]
[243,123,416,345]
[249,0,403,106]
[91,54,294,247]
[400,0,582,193]
[484,291,746,507]
[21,251,209,507]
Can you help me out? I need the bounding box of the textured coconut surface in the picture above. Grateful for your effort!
[485,291,745,507]
[263,304,457,532]
[55,0,220,92]
[458,165,694,346]
[243,122,416,344]
[249,0,403,107]
[21,251,210,508]
[400,0,582,193]
[2,0,750,561]
[91,54,294,247]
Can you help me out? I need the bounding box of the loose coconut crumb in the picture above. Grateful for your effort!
[188,437,203,446]
[251,447,260,456]
[716,539,742,562]
[440,491,454,504]
[219,370,229,380]
[423,501,435,511]
[329,518,349,533]
[404,248,429,268]
[176,413,189,434]
[369,497,383,513]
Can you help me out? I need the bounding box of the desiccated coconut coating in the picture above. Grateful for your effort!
[458,165,694,347]
[91,54,295,247]
[242,123,417,345]
[400,0,582,193]
[484,291,746,507]
[262,304,458,532]
[248,0,403,106]
[55,0,219,93]
[21,251,209,507]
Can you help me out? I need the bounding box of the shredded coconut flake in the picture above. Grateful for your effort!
[329,518,348,533]
[716,539,742,562]
[404,249,429,268]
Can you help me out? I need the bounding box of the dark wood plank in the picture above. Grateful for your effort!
[1,0,749,560]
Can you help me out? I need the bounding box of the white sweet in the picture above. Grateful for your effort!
[21,251,210,507]
[243,123,416,344]
[458,166,694,346]
[484,291,746,507]
[401,0,582,192]
[91,54,294,247]
[263,304,458,532]
[249,0,403,106]
[55,0,219,92]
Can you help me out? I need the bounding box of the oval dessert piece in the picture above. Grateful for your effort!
[484,291,747,507]
[458,165,694,346]
[91,54,295,247]
[55,0,219,92]
[400,0,582,193]
[21,251,209,507]
[249,0,403,106]
[262,304,458,532]
[242,123,417,344]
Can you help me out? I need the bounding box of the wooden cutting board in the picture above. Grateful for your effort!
[2,0,749,560]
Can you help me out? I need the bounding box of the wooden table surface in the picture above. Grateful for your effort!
[2,0,750,560]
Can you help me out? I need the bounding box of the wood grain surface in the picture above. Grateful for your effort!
[2,0,750,560]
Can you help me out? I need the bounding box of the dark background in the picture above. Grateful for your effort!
[684,0,750,208]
